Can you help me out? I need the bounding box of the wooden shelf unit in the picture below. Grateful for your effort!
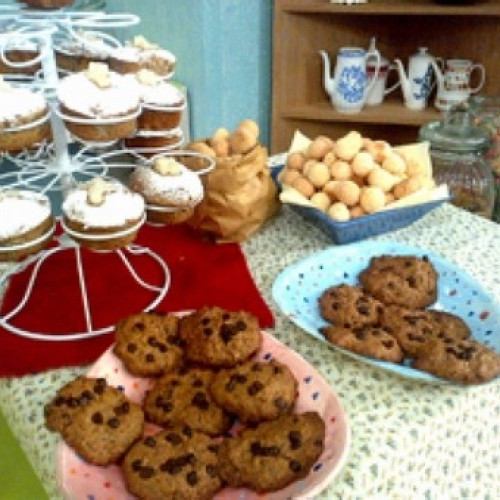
[271,0,500,153]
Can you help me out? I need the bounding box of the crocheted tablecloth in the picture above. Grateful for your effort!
[2,203,500,499]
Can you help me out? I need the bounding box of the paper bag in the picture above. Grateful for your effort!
[188,143,280,243]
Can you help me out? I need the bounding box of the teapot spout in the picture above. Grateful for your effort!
[394,58,411,102]
[318,50,335,98]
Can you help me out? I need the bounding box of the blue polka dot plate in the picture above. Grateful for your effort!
[272,240,500,384]
[57,329,351,499]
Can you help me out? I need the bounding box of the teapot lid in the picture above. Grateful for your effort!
[419,102,491,153]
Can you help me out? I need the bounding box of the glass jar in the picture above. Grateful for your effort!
[419,103,495,219]
[469,95,500,221]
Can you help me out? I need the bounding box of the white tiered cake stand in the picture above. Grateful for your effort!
[0,5,210,340]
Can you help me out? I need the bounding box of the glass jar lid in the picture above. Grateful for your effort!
[419,102,491,153]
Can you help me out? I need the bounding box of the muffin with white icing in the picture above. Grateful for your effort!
[0,190,54,261]
[129,155,204,225]
[123,126,184,157]
[56,62,141,143]
[0,38,41,75]
[0,77,52,152]
[61,177,146,250]
[134,69,186,132]
[109,35,176,78]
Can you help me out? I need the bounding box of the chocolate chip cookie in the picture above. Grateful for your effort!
[318,284,383,328]
[359,255,438,309]
[143,366,232,436]
[209,360,297,423]
[61,384,144,465]
[321,324,404,363]
[178,306,262,367]
[412,338,500,384]
[217,411,325,493]
[379,305,470,358]
[122,426,222,500]
[114,311,184,377]
[44,376,108,433]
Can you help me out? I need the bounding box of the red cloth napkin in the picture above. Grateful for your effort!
[0,222,274,377]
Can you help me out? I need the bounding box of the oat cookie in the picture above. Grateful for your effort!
[44,376,108,433]
[114,311,184,377]
[318,284,383,328]
[178,306,262,367]
[209,360,297,423]
[217,411,325,493]
[143,366,232,436]
[122,426,222,500]
[359,254,438,309]
[379,305,470,357]
[321,324,404,363]
[62,384,144,465]
[412,338,500,384]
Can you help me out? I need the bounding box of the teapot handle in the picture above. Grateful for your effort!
[470,63,486,94]
[365,49,381,96]
[384,63,401,96]
[430,56,444,93]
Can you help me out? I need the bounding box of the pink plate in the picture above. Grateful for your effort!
[56,331,351,499]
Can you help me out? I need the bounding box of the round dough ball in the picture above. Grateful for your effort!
[349,205,365,219]
[405,157,428,178]
[306,161,330,188]
[292,175,315,198]
[329,160,352,181]
[323,151,337,167]
[323,180,339,200]
[364,139,392,163]
[286,151,306,170]
[328,202,350,222]
[280,168,301,186]
[351,151,376,177]
[367,167,399,193]
[360,186,386,213]
[310,191,331,212]
[237,119,259,139]
[334,131,363,161]
[302,159,318,177]
[307,136,332,160]
[211,127,230,143]
[382,152,407,175]
[334,180,361,207]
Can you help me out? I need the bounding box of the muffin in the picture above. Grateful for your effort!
[0,77,52,152]
[61,177,146,250]
[56,62,141,143]
[129,155,204,224]
[0,190,54,262]
[0,39,41,75]
[54,30,112,73]
[133,69,186,132]
[109,36,176,78]
[123,127,184,157]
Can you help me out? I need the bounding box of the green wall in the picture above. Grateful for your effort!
[106,0,273,145]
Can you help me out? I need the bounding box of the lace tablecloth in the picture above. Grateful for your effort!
[1,203,500,499]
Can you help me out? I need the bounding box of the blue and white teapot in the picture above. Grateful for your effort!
[319,46,381,113]
[394,47,439,110]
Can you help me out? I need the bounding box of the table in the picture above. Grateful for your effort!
[1,202,500,499]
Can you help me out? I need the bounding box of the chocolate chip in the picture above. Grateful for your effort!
[107,417,120,428]
[201,317,210,325]
[67,397,79,408]
[192,379,204,388]
[158,343,167,353]
[186,470,198,486]
[235,320,246,331]
[144,436,156,447]
[206,464,218,477]
[274,397,289,412]
[54,396,65,407]
[165,433,182,445]
[133,322,145,332]
[250,441,280,457]
[93,379,106,394]
[183,425,193,437]
[139,466,154,479]
[288,430,302,450]
[146,353,155,363]
[203,328,213,336]
[127,343,137,353]
[114,402,130,415]
[208,444,219,453]
[220,324,236,343]
[147,337,157,347]
[289,460,302,473]
[222,313,230,321]
[161,459,181,474]
[252,363,263,372]
[314,439,323,447]
[131,459,142,471]
[248,381,264,395]
[192,392,209,410]
[91,412,103,424]
[382,340,394,349]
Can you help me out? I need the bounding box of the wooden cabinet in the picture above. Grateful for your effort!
[271,0,500,153]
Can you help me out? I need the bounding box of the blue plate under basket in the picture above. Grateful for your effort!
[272,165,448,244]
[272,240,500,384]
